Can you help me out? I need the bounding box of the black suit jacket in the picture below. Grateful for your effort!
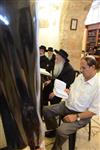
[43,62,75,105]
[48,54,55,74]
[56,62,75,88]
[40,55,50,71]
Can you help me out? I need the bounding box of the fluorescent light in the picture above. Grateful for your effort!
[0,14,9,25]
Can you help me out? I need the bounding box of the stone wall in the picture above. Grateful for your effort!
[59,0,92,69]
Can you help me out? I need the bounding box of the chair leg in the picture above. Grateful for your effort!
[68,121,91,150]
[58,116,61,126]
[69,132,76,150]
[88,121,91,141]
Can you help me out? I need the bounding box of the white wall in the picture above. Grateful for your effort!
[38,0,63,49]
[85,0,100,25]
[39,27,59,49]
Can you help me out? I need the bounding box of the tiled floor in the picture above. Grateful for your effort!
[0,116,100,150]
[45,72,100,150]
[45,116,100,150]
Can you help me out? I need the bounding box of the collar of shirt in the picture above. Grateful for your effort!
[85,74,98,86]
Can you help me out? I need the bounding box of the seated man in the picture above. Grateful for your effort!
[42,49,75,105]
[43,55,100,150]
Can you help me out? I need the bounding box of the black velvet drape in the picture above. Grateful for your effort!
[0,0,41,149]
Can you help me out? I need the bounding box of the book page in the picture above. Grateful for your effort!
[53,79,68,99]
[40,68,52,76]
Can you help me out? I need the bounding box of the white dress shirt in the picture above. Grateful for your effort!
[65,73,100,115]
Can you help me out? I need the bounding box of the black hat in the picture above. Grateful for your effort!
[47,47,53,52]
[39,45,46,51]
[55,49,69,62]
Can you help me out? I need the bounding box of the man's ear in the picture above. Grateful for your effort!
[92,65,95,69]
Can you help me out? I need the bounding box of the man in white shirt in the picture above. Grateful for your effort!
[43,56,100,150]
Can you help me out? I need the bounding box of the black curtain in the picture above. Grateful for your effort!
[0,0,41,149]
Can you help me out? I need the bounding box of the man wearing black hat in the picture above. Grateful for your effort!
[42,49,75,105]
[39,45,50,71]
[47,47,55,74]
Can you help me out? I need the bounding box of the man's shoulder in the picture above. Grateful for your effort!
[64,62,72,68]
[41,55,49,61]
[63,63,75,73]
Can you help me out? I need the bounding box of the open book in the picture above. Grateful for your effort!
[53,79,68,99]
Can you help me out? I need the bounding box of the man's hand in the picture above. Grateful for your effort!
[49,92,55,99]
[44,80,51,86]
[63,114,77,122]
[63,111,95,123]
[64,88,70,94]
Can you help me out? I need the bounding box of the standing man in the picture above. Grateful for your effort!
[43,56,100,149]
[39,45,50,72]
[43,49,75,105]
[47,47,55,75]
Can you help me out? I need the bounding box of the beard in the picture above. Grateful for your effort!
[48,55,52,60]
[53,61,64,77]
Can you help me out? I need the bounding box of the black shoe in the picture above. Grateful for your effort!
[0,148,8,150]
[45,130,56,138]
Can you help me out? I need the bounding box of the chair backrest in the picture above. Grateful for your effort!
[75,70,80,77]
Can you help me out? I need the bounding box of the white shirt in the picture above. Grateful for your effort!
[65,73,100,115]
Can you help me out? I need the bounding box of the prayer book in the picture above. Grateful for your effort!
[53,79,68,99]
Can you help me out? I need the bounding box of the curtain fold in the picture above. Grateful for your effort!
[0,0,42,149]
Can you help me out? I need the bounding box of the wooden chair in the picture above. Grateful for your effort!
[68,120,91,150]
[58,118,91,142]
[75,70,80,77]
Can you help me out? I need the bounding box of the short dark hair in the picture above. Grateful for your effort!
[81,56,98,69]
